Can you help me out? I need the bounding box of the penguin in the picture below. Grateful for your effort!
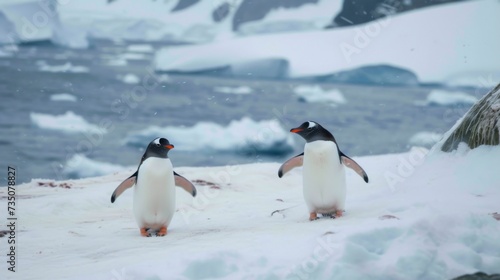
[110,137,197,237]
[278,121,368,221]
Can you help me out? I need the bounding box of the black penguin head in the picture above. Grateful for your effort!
[144,137,174,159]
[290,121,336,143]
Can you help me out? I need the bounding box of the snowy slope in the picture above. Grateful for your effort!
[1,145,499,279]
[56,0,341,44]
[155,0,500,87]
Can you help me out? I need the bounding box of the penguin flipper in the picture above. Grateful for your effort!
[278,153,304,178]
[174,171,197,197]
[340,154,369,183]
[111,171,137,203]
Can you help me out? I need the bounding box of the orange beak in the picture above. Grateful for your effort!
[290,128,303,133]
[165,144,174,149]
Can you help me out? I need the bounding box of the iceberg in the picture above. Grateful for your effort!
[155,0,500,87]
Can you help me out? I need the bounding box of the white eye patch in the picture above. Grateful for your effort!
[153,138,161,145]
[307,121,317,129]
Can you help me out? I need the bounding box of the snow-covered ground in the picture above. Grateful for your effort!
[408,132,443,147]
[155,0,500,87]
[1,144,499,279]
[124,118,294,155]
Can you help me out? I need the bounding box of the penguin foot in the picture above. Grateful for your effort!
[156,226,168,237]
[140,228,151,237]
[335,210,344,218]
[309,212,319,221]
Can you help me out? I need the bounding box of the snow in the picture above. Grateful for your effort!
[294,85,346,106]
[213,86,253,95]
[63,154,128,179]
[425,90,478,106]
[36,61,89,73]
[50,93,77,102]
[52,0,341,45]
[408,132,443,147]
[124,117,294,155]
[2,144,499,279]
[30,111,107,134]
[155,0,500,87]
[126,44,154,53]
[238,0,342,35]
[56,0,242,44]
[120,73,140,84]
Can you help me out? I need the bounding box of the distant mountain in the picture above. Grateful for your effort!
[231,0,467,31]
[102,0,470,32]
[328,0,467,28]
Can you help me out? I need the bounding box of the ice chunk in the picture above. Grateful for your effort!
[30,111,106,134]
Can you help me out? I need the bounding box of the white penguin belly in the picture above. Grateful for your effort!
[302,141,346,213]
[133,157,176,230]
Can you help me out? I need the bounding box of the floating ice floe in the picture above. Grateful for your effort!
[50,93,77,102]
[119,53,147,61]
[424,90,478,106]
[63,154,128,179]
[30,111,106,134]
[213,86,253,95]
[104,58,128,67]
[294,85,346,105]
[120,73,140,84]
[125,117,294,155]
[37,61,89,73]
[126,44,154,53]
[408,131,443,147]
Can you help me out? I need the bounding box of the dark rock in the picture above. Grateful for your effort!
[212,2,231,22]
[328,0,465,28]
[452,272,500,280]
[441,84,500,152]
[171,0,200,12]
